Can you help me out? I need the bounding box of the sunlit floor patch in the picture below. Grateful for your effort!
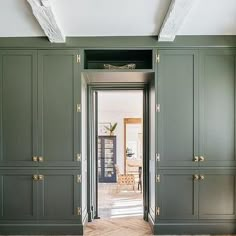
[98,183,143,218]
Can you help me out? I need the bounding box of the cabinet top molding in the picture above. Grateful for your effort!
[158,0,196,42]
[27,0,65,43]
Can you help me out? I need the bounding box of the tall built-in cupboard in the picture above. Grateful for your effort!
[155,49,236,234]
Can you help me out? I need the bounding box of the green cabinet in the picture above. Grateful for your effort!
[159,170,198,220]
[156,49,236,234]
[0,51,37,166]
[159,169,236,220]
[199,50,236,167]
[38,169,80,220]
[0,50,83,234]
[157,50,198,167]
[38,50,80,166]
[0,169,80,221]
[199,169,236,219]
[0,169,37,220]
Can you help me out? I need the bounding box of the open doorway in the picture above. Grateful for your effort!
[97,91,144,219]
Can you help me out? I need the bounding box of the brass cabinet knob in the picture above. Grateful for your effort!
[38,156,44,162]
[38,175,44,181]
[199,175,205,180]
[199,156,205,162]
[32,156,38,162]
[194,156,199,162]
[193,174,199,180]
[32,175,38,181]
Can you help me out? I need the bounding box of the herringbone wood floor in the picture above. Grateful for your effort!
[84,216,152,236]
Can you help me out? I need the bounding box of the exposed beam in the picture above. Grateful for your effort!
[158,0,196,42]
[27,0,65,43]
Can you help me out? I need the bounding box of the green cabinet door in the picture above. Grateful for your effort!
[0,169,37,220]
[38,169,80,220]
[38,50,80,166]
[158,50,199,167]
[159,170,198,220]
[199,50,235,167]
[0,51,37,166]
[199,169,236,220]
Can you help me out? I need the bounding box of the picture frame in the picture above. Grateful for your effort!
[98,122,111,136]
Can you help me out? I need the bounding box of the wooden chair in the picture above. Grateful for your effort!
[115,165,135,192]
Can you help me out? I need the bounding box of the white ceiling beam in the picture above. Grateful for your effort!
[158,0,196,42]
[27,0,65,43]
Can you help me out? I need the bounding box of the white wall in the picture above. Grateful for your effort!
[98,91,143,174]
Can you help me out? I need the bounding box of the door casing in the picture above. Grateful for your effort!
[87,83,150,221]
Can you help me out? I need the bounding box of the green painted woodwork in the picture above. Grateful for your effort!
[38,50,80,166]
[159,170,198,220]
[0,38,236,235]
[148,68,156,222]
[0,36,236,48]
[38,170,80,220]
[199,169,236,220]
[0,51,37,166]
[199,50,236,167]
[158,50,198,167]
[0,169,37,220]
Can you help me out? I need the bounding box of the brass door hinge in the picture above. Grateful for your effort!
[156,206,160,216]
[156,153,160,162]
[156,174,160,183]
[156,54,160,63]
[156,104,160,112]
[77,207,81,215]
[77,104,81,112]
[76,153,81,161]
[77,54,81,63]
[77,175,82,183]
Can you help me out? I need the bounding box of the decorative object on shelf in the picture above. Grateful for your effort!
[104,122,118,136]
[126,147,135,157]
[104,63,136,70]
[98,122,111,135]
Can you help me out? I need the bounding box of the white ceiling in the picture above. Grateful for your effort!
[98,91,143,113]
[0,0,236,37]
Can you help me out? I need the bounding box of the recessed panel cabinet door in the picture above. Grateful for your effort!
[159,170,198,220]
[158,50,198,167]
[0,51,37,166]
[199,170,236,219]
[200,51,235,166]
[0,170,37,220]
[38,51,80,166]
[38,170,80,220]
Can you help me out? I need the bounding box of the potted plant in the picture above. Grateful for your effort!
[104,122,118,136]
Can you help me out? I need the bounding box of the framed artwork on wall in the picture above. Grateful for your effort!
[98,122,111,135]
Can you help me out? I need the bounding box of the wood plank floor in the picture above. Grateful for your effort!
[84,216,152,236]
[84,183,152,235]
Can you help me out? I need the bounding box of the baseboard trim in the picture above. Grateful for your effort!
[154,222,236,235]
[148,213,155,234]
[0,224,83,235]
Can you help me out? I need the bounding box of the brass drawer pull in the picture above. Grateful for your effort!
[199,175,205,180]
[38,175,44,181]
[199,156,205,162]
[193,174,199,180]
[32,175,38,181]
[38,156,44,162]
